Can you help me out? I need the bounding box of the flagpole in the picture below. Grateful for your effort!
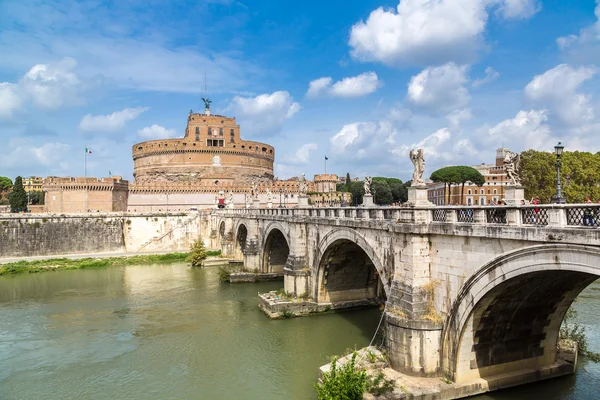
[85,146,88,212]
[325,157,327,174]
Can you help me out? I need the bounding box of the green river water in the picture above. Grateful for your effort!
[0,263,598,399]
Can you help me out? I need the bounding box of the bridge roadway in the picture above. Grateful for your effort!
[211,203,600,396]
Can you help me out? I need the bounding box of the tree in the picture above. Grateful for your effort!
[8,176,27,213]
[0,176,12,192]
[30,191,45,205]
[345,172,352,192]
[430,166,484,205]
[187,237,208,267]
[519,150,600,203]
[372,179,393,205]
[430,167,461,205]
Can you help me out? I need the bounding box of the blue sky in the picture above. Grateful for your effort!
[1,0,600,182]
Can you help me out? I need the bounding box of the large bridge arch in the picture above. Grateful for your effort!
[314,228,390,304]
[443,244,600,383]
[261,221,292,273]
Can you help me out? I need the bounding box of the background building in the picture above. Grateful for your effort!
[44,176,129,213]
[22,177,43,193]
[427,148,511,205]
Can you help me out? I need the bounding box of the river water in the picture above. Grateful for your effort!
[0,263,597,400]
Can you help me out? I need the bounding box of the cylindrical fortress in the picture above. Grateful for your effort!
[132,112,274,185]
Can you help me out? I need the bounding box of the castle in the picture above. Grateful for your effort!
[41,103,350,212]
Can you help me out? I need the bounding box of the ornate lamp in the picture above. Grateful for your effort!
[551,142,566,204]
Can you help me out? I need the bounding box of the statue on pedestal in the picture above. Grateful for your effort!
[409,148,425,186]
[251,181,259,200]
[228,191,234,205]
[503,151,522,186]
[364,176,372,195]
[266,188,273,203]
[298,173,307,196]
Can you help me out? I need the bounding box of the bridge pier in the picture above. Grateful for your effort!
[283,255,310,297]
[242,237,261,271]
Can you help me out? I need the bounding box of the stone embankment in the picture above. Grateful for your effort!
[0,212,211,258]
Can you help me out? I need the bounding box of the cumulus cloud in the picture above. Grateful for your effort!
[0,83,22,120]
[79,107,149,133]
[330,121,397,161]
[0,58,89,120]
[290,143,318,164]
[228,91,300,136]
[524,64,597,126]
[307,72,382,98]
[137,124,178,139]
[485,110,553,150]
[349,0,540,66]
[447,108,473,129]
[557,2,600,62]
[407,63,470,115]
[0,139,70,172]
[472,66,500,87]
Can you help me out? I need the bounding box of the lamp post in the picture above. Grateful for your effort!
[552,142,566,204]
[279,188,283,208]
[27,179,31,205]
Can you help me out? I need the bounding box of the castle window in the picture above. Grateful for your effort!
[195,134,199,141]
[230,129,234,135]
[270,150,273,154]
[242,145,245,149]
[195,127,199,134]
[138,146,143,150]
[219,128,223,136]
[262,147,266,152]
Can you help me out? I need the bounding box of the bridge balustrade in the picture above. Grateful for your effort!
[215,204,600,229]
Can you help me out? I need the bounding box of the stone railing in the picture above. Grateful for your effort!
[215,204,600,228]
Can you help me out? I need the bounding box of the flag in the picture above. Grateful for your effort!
[86,147,92,154]
[325,155,329,160]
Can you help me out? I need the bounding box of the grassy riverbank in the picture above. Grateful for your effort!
[0,251,222,276]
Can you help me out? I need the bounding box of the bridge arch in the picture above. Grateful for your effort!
[261,221,291,273]
[314,228,389,304]
[443,244,600,383]
[234,222,248,259]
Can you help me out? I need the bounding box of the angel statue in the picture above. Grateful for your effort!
[298,173,308,195]
[409,148,425,186]
[251,181,259,199]
[266,188,273,203]
[228,191,234,205]
[503,151,521,186]
[201,97,212,111]
[363,176,372,195]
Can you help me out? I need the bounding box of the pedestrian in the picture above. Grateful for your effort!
[531,196,540,224]
[583,197,595,226]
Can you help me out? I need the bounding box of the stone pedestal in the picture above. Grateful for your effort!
[298,196,309,207]
[267,201,273,209]
[362,194,374,207]
[504,186,525,206]
[226,201,234,209]
[253,199,261,209]
[407,185,432,206]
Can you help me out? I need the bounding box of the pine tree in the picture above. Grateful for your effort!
[8,176,28,213]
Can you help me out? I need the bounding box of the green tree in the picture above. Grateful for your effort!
[430,166,484,205]
[372,179,393,205]
[8,176,27,213]
[30,191,45,205]
[519,150,600,203]
[314,352,367,400]
[430,167,461,205]
[389,179,408,203]
[345,172,352,192]
[0,176,12,192]
[186,237,208,267]
[347,180,364,206]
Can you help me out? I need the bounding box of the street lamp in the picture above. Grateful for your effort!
[552,142,566,204]
[279,188,283,208]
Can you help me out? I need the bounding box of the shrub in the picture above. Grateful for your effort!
[186,237,208,267]
[560,305,600,362]
[218,265,232,282]
[314,352,367,400]
[366,371,395,396]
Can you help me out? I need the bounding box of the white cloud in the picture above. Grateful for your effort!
[0,139,70,172]
[306,77,333,98]
[0,58,88,120]
[472,66,500,87]
[79,107,149,133]
[496,0,541,20]
[447,108,473,129]
[524,64,597,126]
[137,124,178,139]
[557,2,600,56]
[407,63,470,115]
[307,72,382,98]
[393,128,453,159]
[349,0,540,66]
[330,121,396,161]
[0,83,22,120]
[20,57,85,109]
[290,143,318,164]
[228,91,300,136]
[485,109,553,150]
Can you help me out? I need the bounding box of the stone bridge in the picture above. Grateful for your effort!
[210,204,600,393]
